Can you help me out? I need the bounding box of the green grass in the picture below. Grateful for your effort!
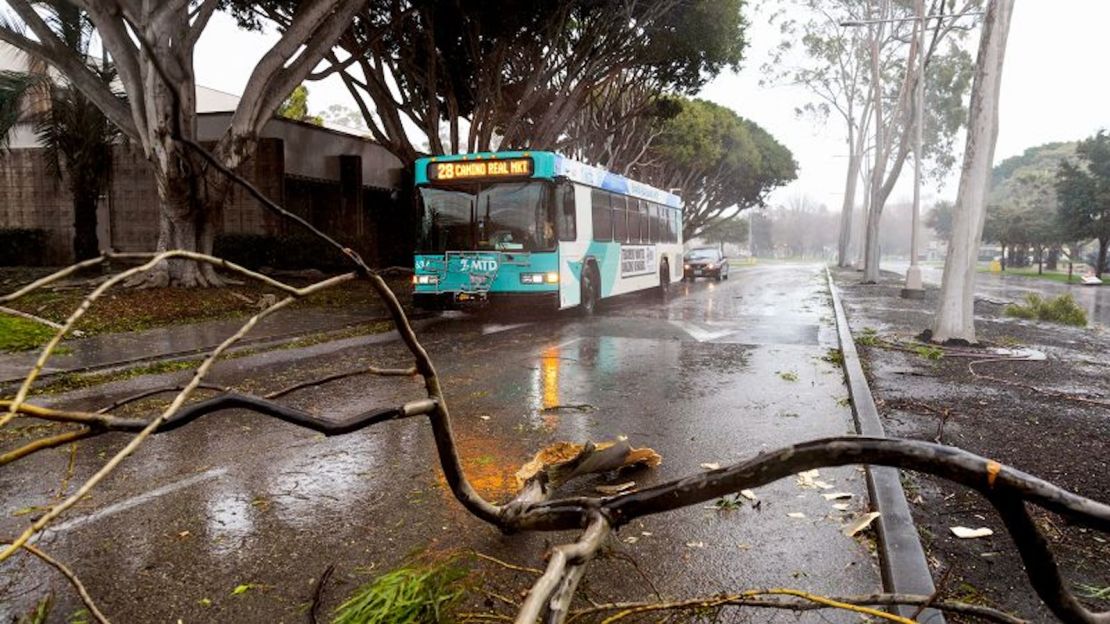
[913,344,945,361]
[332,557,468,624]
[979,265,1101,285]
[1004,293,1088,327]
[0,316,56,352]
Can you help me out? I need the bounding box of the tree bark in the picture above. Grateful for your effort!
[932,0,1014,344]
[837,145,861,267]
[1098,238,1109,279]
[71,188,99,261]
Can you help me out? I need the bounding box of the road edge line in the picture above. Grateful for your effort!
[825,265,945,623]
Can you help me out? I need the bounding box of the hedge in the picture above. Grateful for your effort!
[0,228,48,266]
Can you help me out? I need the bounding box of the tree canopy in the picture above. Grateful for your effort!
[1057,131,1110,276]
[238,0,748,161]
[634,98,796,240]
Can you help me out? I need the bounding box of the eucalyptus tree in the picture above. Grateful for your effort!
[0,0,365,286]
[932,0,1013,344]
[764,0,975,275]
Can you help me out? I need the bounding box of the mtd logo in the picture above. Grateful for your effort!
[460,257,499,273]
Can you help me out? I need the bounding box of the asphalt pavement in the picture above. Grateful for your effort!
[1,263,882,622]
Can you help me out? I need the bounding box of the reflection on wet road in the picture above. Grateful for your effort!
[1,263,880,622]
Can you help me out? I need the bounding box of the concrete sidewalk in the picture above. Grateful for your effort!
[0,307,389,383]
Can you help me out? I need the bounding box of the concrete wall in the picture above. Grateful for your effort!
[197,113,404,189]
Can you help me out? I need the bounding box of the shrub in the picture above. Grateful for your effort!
[0,228,48,266]
[214,233,355,271]
[1003,293,1087,326]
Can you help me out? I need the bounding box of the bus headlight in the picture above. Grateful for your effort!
[413,274,439,285]
[521,272,558,284]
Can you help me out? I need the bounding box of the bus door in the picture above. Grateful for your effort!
[556,182,585,309]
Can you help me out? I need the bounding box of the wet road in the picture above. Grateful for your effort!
[889,260,1110,327]
[1,263,880,622]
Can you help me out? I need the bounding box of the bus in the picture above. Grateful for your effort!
[411,151,684,313]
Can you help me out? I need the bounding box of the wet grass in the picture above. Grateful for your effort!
[1,272,410,338]
[332,556,468,624]
[1004,293,1088,326]
[0,316,55,353]
[979,265,1102,285]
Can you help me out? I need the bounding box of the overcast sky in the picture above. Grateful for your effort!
[194,2,1110,212]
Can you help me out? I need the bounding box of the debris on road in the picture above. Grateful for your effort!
[950,526,994,539]
[843,512,881,537]
[596,481,636,495]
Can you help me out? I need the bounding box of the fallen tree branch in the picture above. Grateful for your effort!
[568,590,1029,624]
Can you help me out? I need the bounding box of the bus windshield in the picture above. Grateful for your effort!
[418,181,555,253]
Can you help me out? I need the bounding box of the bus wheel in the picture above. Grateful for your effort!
[658,261,670,299]
[580,266,598,316]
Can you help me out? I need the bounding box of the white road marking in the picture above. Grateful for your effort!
[481,322,532,335]
[46,467,228,534]
[668,320,736,343]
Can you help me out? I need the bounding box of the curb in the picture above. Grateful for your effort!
[826,266,945,623]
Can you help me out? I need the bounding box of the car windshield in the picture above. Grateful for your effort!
[417,181,555,253]
[685,249,719,261]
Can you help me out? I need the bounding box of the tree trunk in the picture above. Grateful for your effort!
[1098,238,1109,279]
[999,244,1006,270]
[862,4,885,284]
[837,147,861,267]
[1046,246,1059,271]
[71,187,99,261]
[932,0,1014,344]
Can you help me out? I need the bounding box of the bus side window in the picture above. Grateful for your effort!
[591,189,611,241]
[650,203,661,243]
[612,194,628,243]
[558,183,576,241]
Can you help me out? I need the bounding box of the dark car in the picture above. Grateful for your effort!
[683,248,729,281]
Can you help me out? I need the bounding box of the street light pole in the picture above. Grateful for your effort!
[901,0,926,299]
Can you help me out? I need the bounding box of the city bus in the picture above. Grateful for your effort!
[411,151,684,313]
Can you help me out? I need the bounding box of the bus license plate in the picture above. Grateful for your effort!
[455,292,487,303]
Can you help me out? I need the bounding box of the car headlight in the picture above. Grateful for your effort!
[413,274,439,285]
[683,264,691,269]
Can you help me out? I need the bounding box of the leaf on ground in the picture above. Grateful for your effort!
[843,512,881,537]
[821,492,853,501]
[832,503,850,511]
[231,584,252,596]
[514,440,661,486]
[739,489,757,500]
[950,526,994,539]
[700,462,721,470]
[685,541,705,549]
[787,512,807,519]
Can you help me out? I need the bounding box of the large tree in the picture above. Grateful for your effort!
[0,0,364,286]
[632,98,796,240]
[1056,131,1110,278]
[931,0,1013,344]
[243,0,747,163]
[764,0,976,273]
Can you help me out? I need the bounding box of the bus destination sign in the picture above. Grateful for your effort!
[428,158,533,181]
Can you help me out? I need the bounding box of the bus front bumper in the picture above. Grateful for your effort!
[413,291,559,311]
